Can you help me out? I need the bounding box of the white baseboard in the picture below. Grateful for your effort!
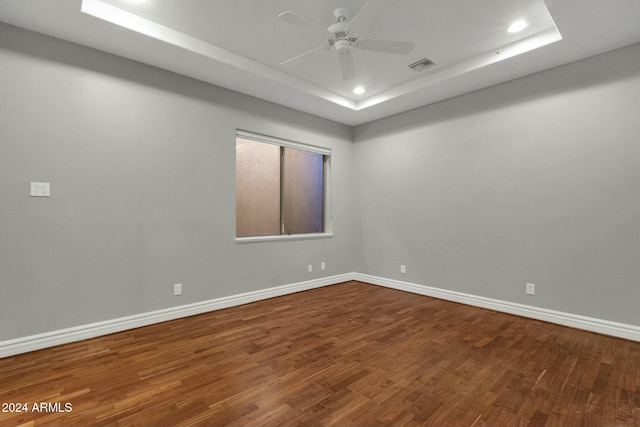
[352,273,640,342]
[0,273,352,359]
[3,272,638,358]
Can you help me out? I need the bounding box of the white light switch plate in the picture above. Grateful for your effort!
[30,182,50,197]
[526,283,536,295]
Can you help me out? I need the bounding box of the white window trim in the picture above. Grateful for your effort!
[235,232,334,244]
[236,130,331,156]
[235,130,333,243]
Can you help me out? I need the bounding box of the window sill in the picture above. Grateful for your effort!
[235,233,333,243]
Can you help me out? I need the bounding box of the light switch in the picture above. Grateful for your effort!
[30,182,50,197]
[526,283,536,295]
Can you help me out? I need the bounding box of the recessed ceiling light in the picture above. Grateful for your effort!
[353,86,365,95]
[508,20,529,33]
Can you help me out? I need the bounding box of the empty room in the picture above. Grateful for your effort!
[1,0,640,426]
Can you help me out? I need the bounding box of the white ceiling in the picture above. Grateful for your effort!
[1,0,640,126]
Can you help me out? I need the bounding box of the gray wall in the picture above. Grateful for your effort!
[0,23,356,341]
[353,42,640,326]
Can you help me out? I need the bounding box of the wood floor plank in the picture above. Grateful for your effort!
[1,281,639,426]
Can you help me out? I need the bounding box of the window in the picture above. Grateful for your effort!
[235,130,332,241]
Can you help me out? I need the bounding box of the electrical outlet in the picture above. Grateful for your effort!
[526,283,535,295]
[30,182,50,197]
[308,264,313,273]
[400,265,406,274]
[174,283,182,296]
[321,262,326,271]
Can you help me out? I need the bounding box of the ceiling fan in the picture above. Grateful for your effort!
[278,2,414,81]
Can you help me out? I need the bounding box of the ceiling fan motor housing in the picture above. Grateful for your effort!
[328,18,356,52]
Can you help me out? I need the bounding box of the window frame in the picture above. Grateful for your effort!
[235,130,333,243]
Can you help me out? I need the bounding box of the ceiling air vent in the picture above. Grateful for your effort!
[408,58,435,72]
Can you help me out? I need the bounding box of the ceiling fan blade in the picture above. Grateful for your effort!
[338,50,356,81]
[280,45,328,66]
[346,0,377,35]
[357,39,414,55]
[278,11,333,39]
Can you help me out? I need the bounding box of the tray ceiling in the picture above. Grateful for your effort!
[1,0,640,125]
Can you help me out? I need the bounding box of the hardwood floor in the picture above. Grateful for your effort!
[1,281,639,426]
